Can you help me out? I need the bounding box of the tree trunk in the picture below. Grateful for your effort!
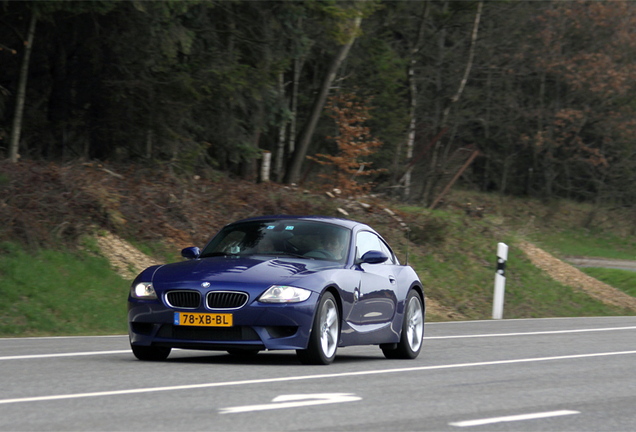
[420,1,448,203]
[275,71,287,181]
[285,16,362,185]
[482,20,493,192]
[423,1,483,204]
[289,55,301,157]
[9,11,37,163]
[531,71,545,196]
[243,8,272,181]
[287,17,309,162]
[401,2,429,200]
[440,1,483,128]
[146,86,155,159]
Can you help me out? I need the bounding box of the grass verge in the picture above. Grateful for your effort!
[531,228,636,261]
[0,242,129,337]
[397,207,631,320]
[579,267,636,298]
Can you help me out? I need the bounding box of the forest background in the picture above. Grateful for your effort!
[2,0,636,211]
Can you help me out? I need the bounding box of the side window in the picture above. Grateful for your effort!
[356,231,382,260]
[356,231,397,265]
[378,239,396,265]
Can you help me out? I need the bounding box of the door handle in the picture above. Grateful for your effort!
[388,276,396,284]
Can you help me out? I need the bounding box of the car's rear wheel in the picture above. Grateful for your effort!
[131,344,171,361]
[297,292,339,365]
[382,290,424,360]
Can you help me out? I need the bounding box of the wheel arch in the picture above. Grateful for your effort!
[323,285,343,321]
[408,282,425,313]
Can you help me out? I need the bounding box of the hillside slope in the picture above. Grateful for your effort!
[1,160,635,336]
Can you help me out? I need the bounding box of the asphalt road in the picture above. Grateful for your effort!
[1,316,635,431]
[565,257,636,272]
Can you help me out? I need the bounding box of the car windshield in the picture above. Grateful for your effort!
[200,220,351,263]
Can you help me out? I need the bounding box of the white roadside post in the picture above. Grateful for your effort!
[260,151,271,182]
[492,242,508,320]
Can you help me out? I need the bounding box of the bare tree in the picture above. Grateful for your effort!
[285,16,362,185]
[423,1,483,204]
[402,2,429,199]
[8,11,37,163]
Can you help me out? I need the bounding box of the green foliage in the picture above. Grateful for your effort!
[3,1,636,221]
[349,30,409,175]
[309,1,380,44]
[35,1,117,19]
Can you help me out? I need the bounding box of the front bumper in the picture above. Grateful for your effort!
[127,294,318,351]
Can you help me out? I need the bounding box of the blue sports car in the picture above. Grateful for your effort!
[128,216,425,365]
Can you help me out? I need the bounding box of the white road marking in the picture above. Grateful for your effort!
[0,350,130,361]
[426,316,636,324]
[0,335,126,341]
[0,350,635,405]
[424,326,636,340]
[219,393,361,414]
[2,325,634,361]
[449,410,580,427]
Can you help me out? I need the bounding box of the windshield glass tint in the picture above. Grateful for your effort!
[200,220,351,262]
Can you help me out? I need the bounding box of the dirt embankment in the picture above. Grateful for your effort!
[96,232,161,280]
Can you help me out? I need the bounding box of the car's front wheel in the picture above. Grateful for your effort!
[382,290,424,359]
[131,344,171,361]
[297,292,340,365]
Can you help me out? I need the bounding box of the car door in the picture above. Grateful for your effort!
[349,231,398,326]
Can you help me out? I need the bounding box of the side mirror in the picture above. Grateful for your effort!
[359,250,388,265]
[181,247,200,259]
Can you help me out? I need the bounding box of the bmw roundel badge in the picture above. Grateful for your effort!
[201,282,211,288]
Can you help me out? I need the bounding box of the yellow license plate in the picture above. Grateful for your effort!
[174,312,233,327]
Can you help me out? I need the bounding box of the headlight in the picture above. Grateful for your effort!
[259,285,311,303]
[131,282,157,299]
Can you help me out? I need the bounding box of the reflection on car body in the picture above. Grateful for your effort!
[128,215,425,365]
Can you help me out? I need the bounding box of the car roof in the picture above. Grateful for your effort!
[232,215,367,231]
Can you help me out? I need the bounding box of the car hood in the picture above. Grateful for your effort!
[151,256,341,288]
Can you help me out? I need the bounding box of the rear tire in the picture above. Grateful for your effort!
[382,290,424,360]
[131,344,171,361]
[297,292,340,365]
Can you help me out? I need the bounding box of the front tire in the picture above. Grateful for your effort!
[382,290,424,360]
[297,292,340,365]
[131,344,171,361]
